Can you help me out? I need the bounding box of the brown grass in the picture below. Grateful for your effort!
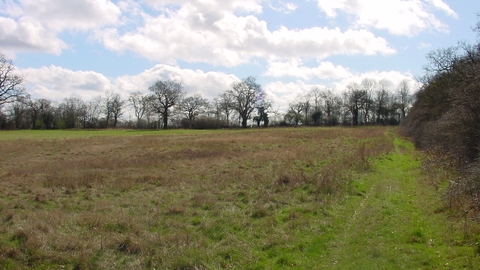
[0,127,395,269]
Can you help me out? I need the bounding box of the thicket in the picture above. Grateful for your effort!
[401,18,480,213]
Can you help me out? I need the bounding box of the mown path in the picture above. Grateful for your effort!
[313,137,480,269]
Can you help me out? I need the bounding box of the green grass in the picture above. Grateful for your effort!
[0,127,479,269]
[309,137,480,269]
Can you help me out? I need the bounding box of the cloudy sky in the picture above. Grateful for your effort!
[1,0,478,111]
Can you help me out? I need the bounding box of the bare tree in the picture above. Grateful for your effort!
[0,53,26,106]
[298,93,311,125]
[344,82,368,126]
[396,80,412,120]
[360,78,376,124]
[80,98,102,128]
[128,91,151,128]
[375,79,392,124]
[179,94,209,123]
[321,88,341,126]
[218,92,234,127]
[310,86,323,113]
[286,101,305,126]
[102,91,124,128]
[8,99,29,129]
[111,94,125,128]
[58,97,84,128]
[226,76,265,128]
[38,99,55,129]
[149,80,184,129]
[26,98,42,129]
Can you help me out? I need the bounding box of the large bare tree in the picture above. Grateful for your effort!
[227,76,265,128]
[0,53,26,106]
[149,80,184,129]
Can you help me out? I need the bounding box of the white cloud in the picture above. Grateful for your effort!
[0,17,67,57]
[264,59,352,80]
[0,0,23,17]
[114,64,239,101]
[316,0,454,36]
[417,42,432,49]
[142,0,265,15]
[0,0,120,55]
[20,0,121,32]
[21,64,239,103]
[21,66,112,101]
[332,70,420,94]
[263,80,319,111]
[269,1,298,13]
[95,4,395,67]
[425,0,458,18]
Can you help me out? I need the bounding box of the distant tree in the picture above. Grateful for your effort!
[0,53,26,106]
[286,101,305,126]
[26,98,42,129]
[374,79,392,124]
[253,106,269,127]
[344,83,368,126]
[218,92,235,127]
[58,97,83,128]
[149,80,184,129]
[310,86,323,113]
[111,94,125,128]
[299,93,312,125]
[227,76,266,128]
[321,89,341,126]
[38,99,55,129]
[179,94,209,126]
[102,91,124,128]
[360,78,376,124]
[128,91,151,128]
[309,87,323,125]
[396,79,412,121]
[9,99,29,129]
[311,110,322,125]
[81,98,102,128]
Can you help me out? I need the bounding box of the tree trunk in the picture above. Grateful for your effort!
[163,109,168,129]
[352,109,359,126]
[241,117,247,128]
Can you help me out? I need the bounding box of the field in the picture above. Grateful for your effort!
[1,127,479,269]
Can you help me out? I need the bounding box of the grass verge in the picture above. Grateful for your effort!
[312,137,480,269]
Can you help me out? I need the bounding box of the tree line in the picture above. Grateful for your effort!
[0,53,413,130]
[401,15,480,213]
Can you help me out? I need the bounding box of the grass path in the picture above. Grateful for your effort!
[313,137,480,269]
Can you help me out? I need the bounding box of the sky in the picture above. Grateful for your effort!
[1,0,479,113]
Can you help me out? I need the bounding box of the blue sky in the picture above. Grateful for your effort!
[1,0,478,112]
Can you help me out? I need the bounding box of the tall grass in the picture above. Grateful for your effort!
[0,127,394,269]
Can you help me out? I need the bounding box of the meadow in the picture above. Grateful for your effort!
[0,127,479,269]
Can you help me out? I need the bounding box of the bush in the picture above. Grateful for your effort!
[191,117,222,129]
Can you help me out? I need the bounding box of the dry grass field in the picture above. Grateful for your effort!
[0,127,394,269]
[3,127,477,269]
